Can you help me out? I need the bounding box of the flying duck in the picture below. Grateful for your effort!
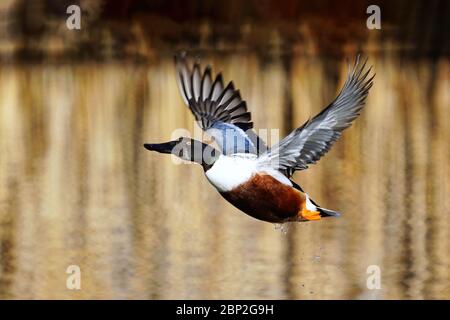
[144,54,374,224]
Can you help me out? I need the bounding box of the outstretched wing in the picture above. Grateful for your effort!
[257,55,374,175]
[175,54,266,155]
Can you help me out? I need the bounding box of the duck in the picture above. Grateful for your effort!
[144,54,374,224]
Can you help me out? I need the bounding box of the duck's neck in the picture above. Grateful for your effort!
[192,142,220,171]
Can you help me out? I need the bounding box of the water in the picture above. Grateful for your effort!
[0,54,448,299]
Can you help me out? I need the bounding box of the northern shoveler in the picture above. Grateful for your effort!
[144,54,374,224]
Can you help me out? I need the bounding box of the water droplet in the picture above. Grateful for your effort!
[274,223,290,234]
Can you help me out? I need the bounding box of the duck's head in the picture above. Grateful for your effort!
[144,137,219,170]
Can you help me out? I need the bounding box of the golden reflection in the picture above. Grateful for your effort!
[0,53,448,299]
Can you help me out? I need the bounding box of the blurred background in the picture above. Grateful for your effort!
[0,0,449,299]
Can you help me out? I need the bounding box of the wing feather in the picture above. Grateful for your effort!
[175,54,267,154]
[258,55,374,175]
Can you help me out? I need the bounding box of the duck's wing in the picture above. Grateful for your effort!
[257,55,374,176]
[175,54,266,155]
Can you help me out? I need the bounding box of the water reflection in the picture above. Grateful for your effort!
[0,54,448,299]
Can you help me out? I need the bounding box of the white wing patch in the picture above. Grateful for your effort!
[205,154,292,192]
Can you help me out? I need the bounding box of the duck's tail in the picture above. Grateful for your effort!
[309,195,341,218]
[290,180,342,220]
[317,206,341,218]
[299,194,341,221]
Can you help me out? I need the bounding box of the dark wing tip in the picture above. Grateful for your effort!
[215,72,224,83]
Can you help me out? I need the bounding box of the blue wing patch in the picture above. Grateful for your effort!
[206,122,256,155]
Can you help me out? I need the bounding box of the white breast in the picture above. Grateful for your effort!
[205,154,292,192]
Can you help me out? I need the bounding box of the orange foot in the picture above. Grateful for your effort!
[300,208,321,221]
